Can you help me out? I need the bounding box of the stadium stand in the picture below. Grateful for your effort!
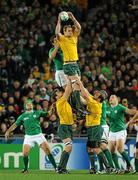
[0,0,138,137]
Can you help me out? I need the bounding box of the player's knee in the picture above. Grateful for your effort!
[64,141,72,152]
[100,141,108,150]
[23,151,29,156]
[40,143,51,155]
[108,144,115,153]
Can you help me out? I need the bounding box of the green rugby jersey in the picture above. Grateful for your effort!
[15,110,47,135]
[49,47,63,70]
[100,101,107,126]
[106,104,127,132]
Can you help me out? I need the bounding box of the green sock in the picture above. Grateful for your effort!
[103,149,114,168]
[97,152,109,169]
[88,152,95,169]
[58,151,70,169]
[112,153,120,169]
[121,151,131,167]
[23,156,29,170]
[97,153,104,171]
[135,158,138,172]
[48,153,57,169]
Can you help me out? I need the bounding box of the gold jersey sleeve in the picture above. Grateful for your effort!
[58,34,78,62]
[85,95,102,127]
[56,96,74,125]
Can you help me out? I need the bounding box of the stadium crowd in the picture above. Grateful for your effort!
[0,0,138,137]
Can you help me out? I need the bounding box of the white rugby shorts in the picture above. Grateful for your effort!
[109,129,127,141]
[23,133,47,147]
[55,70,67,87]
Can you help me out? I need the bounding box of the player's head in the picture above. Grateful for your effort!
[93,89,108,102]
[63,25,73,37]
[109,95,118,106]
[24,100,33,111]
[54,87,65,100]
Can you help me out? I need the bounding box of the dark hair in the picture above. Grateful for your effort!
[55,87,64,93]
[63,25,72,32]
[52,87,64,96]
[98,95,104,102]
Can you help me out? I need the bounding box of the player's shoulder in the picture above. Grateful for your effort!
[118,103,126,109]
[57,96,66,104]
[33,110,42,114]
[57,33,64,40]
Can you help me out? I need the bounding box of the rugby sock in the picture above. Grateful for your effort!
[23,156,29,170]
[135,158,138,172]
[58,151,70,169]
[112,153,120,169]
[103,149,114,168]
[48,153,57,169]
[97,152,109,169]
[88,152,95,170]
[97,153,104,171]
[121,151,131,167]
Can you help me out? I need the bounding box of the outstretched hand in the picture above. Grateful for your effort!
[67,12,74,19]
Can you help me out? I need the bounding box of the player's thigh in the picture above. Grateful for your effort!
[101,125,109,145]
[23,135,35,150]
[116,130,127,152]
[22,144,31,156]
[35,133,48,147]
[108,131,117,152]
[116,139,126,152]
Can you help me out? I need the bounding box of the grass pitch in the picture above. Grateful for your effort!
[0,170,137,180]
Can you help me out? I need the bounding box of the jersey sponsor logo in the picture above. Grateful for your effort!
[106,111,110,114]
[114,110,117,113]
[33,115,37,118]
[24,117,29,121]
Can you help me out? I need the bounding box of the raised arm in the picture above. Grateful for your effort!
[67,12,81,36]
[74,77,90,101]
[55,13,62,36]
[5,123,17,140]
[125,108,137,115]
[63,79,72,100]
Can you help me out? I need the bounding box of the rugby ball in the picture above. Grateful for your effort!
[60,11,69,21]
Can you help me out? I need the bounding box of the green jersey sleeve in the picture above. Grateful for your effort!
[102,101,106,119]
[119,104,127,113]
[15,115,23,126]
[48,48,54,57]
[100,101,107,125]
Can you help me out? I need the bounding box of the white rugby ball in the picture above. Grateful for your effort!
[60,11,69,21]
